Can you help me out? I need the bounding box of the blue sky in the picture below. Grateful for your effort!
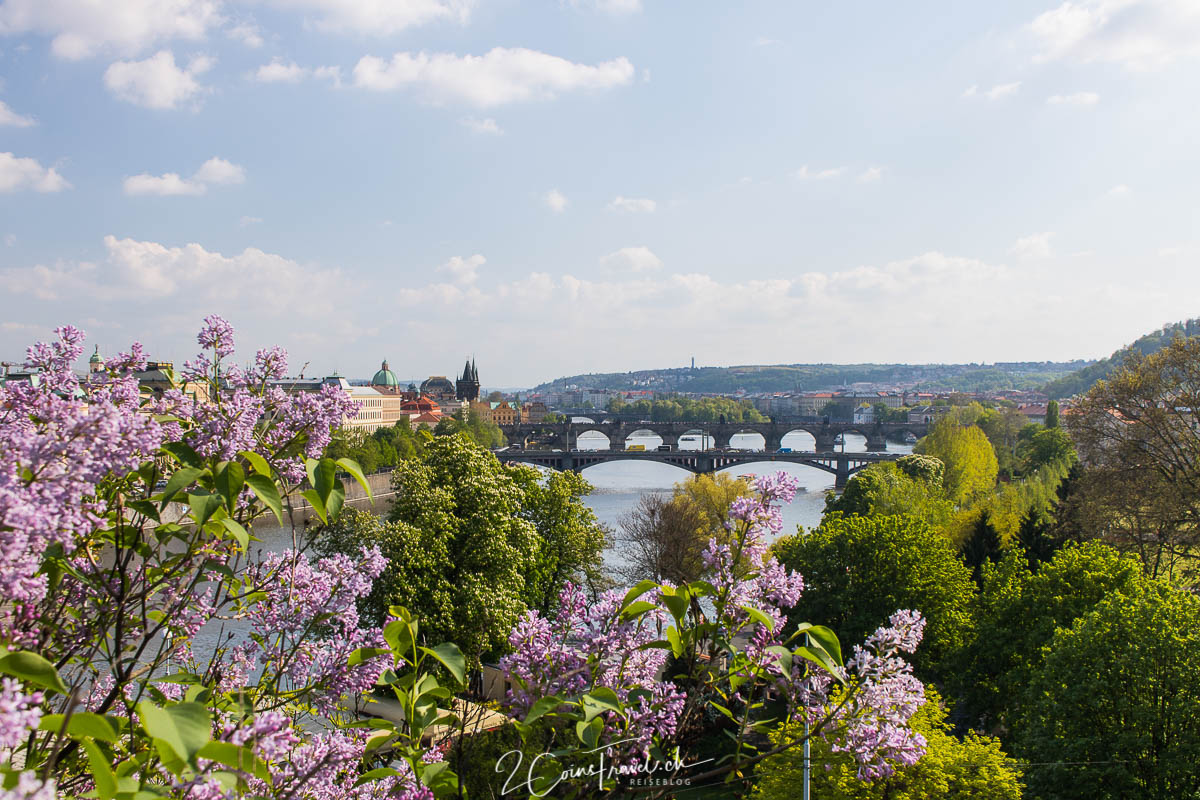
[1,0,1197,386]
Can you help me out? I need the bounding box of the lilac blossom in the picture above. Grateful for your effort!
[0,679,43,749]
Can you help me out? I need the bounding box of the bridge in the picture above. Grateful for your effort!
[494,449,901,488]
[498,419,928,453]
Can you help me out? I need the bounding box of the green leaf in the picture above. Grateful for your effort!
[661,591,689,622]
[313,458,337,504]
[621,579,659,609]
[39,712,119,742]
[353,768,401,788]
[795,646,845,683]
[738,605,776,633]
[163,441,202,468]
[420,642,466,686]
[197,741,272,782]
[238,450,271,477]
[384,619,415,659]
[582,687,623,723]
[523,695,563,727]
[0,650,69,694]
[619,601,658,619]
[364,730,393,753]
[325,483,345,521]
[82,738,117,800]
[666,626,683,658]
[301,489,327,524]
[245,474,283,524]
[137,701,212,766]
[348,647,391,667]
[213,461,245,513]
[336,457,372,500]
[219,518,249,549]
[160,467,203,504]
[805,625,844,667]
[575,717,603,750]
[187,493,223,526]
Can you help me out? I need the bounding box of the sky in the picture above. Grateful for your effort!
[0,0,1198,387]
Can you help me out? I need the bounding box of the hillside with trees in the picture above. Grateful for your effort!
[1043,317,1200,399]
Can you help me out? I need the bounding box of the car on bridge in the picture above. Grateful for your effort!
[777,447,793,453]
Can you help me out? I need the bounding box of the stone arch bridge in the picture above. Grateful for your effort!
[499,419,928,453]
[494,449,901,488]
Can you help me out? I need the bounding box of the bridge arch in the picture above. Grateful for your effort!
[573,429,611,451]
[778,428,818,451]
[724,430,767,451]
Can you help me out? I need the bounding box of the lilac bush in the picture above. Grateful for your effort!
[1,317,927,799]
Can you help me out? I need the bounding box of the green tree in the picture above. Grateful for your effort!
[823,460,953,531]
[753,689,1023,800]
[1019,583,1200,800]
[772,514,975,679]
[507,466,613,613]
[914,418,999,503]
[1045,398,1060,428]
[1021,426,1075,472]
[947,541,1145,732]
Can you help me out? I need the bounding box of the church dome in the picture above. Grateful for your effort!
[372,359,400,388]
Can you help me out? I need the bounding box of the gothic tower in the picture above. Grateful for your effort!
[456,358,480,401]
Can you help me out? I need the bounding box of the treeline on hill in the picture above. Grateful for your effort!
[1043,316,1200,399]
[325,409,505,474]
[607,393,767,422]
[537,360,1088,395]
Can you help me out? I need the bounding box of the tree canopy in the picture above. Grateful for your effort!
[914,419,999,504]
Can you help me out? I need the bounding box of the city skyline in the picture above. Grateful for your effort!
[1,1,1198,384]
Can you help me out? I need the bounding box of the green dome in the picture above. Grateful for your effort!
[371,359,400,388]
[89,345,103,364]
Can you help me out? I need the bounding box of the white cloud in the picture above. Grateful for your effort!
[123,156,245,196]
[753,36,780,47]
[0,99,35,127]
[239,215,263,226]
[857,166,884,183]
[436,254,485,284]
[0,152,70,193]
[193,157,244,185]
[103,50,212,109]
[351,47,635,107]
[965,82,1021,100]
[461,116,502,134]
[254,59,307,83]
[257,0,472,35]
[0,235,344,316]
[0,0,221,60]
[607,195,656,213]
[227,22,263,47]
[1047,91,1100,105]
[1011,231,1055,259]
[4,233,15,246]
[1029,0,1200,70]
[544,189,568,213]
[794,165,843,180]
[1106,183,1130,196]
[601,245,662,272]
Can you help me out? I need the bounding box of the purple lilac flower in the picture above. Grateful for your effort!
[0,678,44,749]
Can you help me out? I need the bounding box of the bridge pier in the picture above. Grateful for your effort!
[865,435,888,452]
[813,431,838,451]
[834,455,852,489]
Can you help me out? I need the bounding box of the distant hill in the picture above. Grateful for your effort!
[1043,317,1200,400]
[534,361,1091,396]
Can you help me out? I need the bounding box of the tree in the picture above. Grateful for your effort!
[823,460,953,531]
[1066,337,1200,584]
[1018,583,1200,800]
[1045,399,1060,428]
[382,435,542,663]
[487,390,504,402]
[947,542,1145,732]
[960,510,1002,586]
[914,419,999,503]
[614,492,708,584]
[772,514,975,679]
[507,466,613,611]
[613,473,752,585]
[753,688,1023,800]
[1021,426,1075,472]
[317,434,610,664]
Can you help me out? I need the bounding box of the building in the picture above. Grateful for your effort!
[795,393,835,416]
[456,359,481,402]
[852,404,876,424]
[490,401,519,425]
[420,375,457,402]
[470,400,494,423]
[908,405,951,424]
[521,401,548,423]
[1019,404,1049,426]
[370,359,403,393]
